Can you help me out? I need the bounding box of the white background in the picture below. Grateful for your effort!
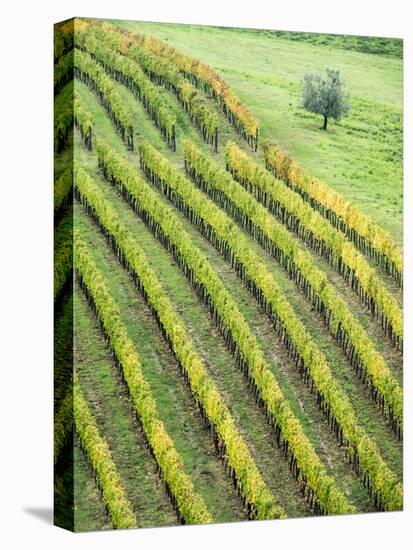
[0,0,411,548]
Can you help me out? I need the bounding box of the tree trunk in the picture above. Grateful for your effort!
[322,115,328,130]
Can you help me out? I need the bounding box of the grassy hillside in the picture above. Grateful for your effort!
[108,19,403,244]
[54,18,403,531]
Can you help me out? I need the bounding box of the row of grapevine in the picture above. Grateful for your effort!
[54,385,73,465]
[263,142,403,286]
[183,139,402,438]
[54,214,73,302]
[78,19,130,54]
[74,48,134,149]
[75,162,286,521]
[76,26,177,150]
[126,43,220,151]
[79,22,219,151]
[54,49,73,95]
[74,91,93,150]
[103,22,259,150]
[74,223,212,525]
[225,142,403,351]
[73,373,137,529]
[54,166,73,221]
[90,135,355,517]
[137,140,402,511]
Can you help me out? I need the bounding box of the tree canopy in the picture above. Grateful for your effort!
[302,68,350,129]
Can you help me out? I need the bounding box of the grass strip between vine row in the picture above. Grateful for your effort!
[136,139,402,511]
[263,142,403,285]
[73,372,138,529]
[84,133,354,517]
[74,225,212,525]
[225,142,403,352]
[75,164,286,521]
[183,139,402,438]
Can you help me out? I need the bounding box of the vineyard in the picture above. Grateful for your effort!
[54,18,403,531]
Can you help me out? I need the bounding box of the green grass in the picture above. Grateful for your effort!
[54,21,403,528]
[107,18,403,244]
[75,206,247,524]
[74,66,402,501]
[74,168,316,516]
[74,129,377,512]
[74,287,179,528]
[74,60,403,306]
[114,69,403,356]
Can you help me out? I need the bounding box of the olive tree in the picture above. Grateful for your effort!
[302,68,350,130]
